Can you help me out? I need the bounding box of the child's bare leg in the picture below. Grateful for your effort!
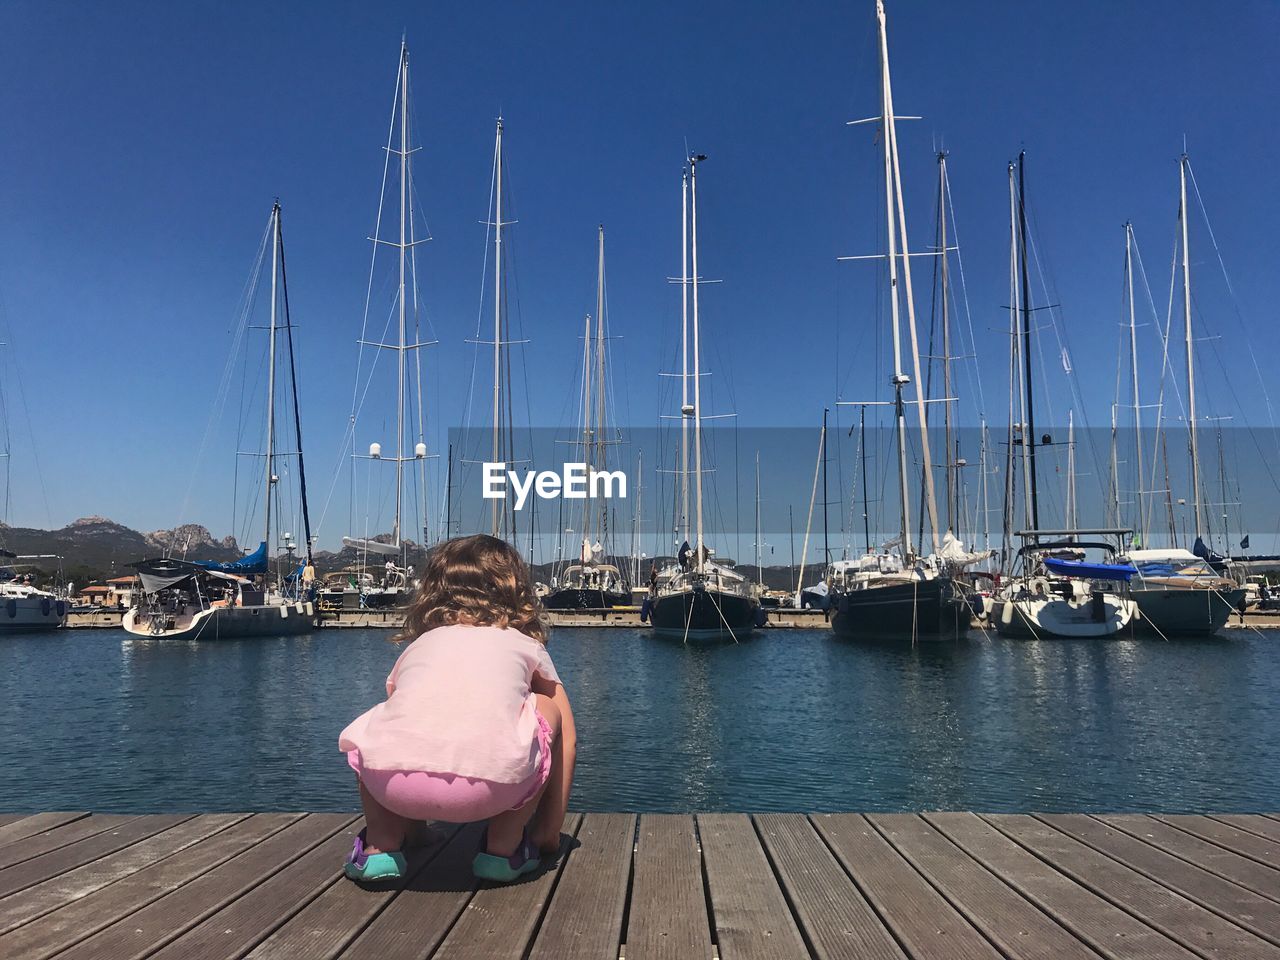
[358,777,412,854]
[486,693,561,856]
[530,689,577,853]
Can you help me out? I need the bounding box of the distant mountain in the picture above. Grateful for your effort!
[0,517,244,583]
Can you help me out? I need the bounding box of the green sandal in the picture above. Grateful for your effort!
[344,828,407,882]
[472,829,541,883]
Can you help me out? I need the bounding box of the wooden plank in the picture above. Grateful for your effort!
[0,814,248,936]
[814,814,1002,960]
[868,813,1099,960]
[247,823,461,960]
[0,813,138,872]
[925,813,1198,960]
[146,821,361,960]
[528,813,634,960]
[1040,814,1280,947]
[0,814,191,899]
[336,822,483,960]
[1160,815,1280,870]
[1212,816,1280,845]
[432,813,584,960]
[625,814,714,960]
[1100,815,1280,903]
[0,812,89,848]
[698,812,808,960]
[8,813,328,960]
[0,815,26,829]
[755,813,905,960]
[987,814,1280,960]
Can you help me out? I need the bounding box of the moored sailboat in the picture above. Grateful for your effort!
[648,155,760,642]
[125,202,316,640]
[828,0,972,643]
[543,226,631,610]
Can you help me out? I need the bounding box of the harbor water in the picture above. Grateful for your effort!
[3,627,1278,813]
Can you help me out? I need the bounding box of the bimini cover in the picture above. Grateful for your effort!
[191,541,268,575]
[1043,557,1137,582]
[130,557,200,595]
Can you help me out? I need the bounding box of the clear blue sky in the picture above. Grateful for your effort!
[2,0,1277,547]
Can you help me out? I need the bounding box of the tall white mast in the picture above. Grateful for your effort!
[595,225,607,540]
[1180,154,1203,540]
[1066,410,1077,531]
[491,119,504,538]
[874,0,911,559]
[393,43,409,550]
[690,154,706,573]
[579,310,592,550]
[755,451,762,585]
[878,0,941,556]
[264,202,280,557]
[939,151,954,534]
[1125,221,1145,542]
[679,170,691,548]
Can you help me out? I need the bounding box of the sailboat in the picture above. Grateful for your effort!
[544,226,630,610]
[335,41,430,610]
[124,202,316,640]
[1117,156,1244,635]
[988,155,1136,639]
[827,0,972,643]
[648,155,761,642]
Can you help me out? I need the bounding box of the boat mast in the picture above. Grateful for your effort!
[680,169,691,549]
[689,153,706,574]
[579,309,592,552]
[1180,154,1203,539]
[276,203,314,567]
[1125,221,1145,542]
[754,451,762,586]
[821,407,829,565]
[595,225,607,553]
[878,0,942,556]
[491,119,504,539]
[1066,410,1077,531]
[264,202,280,562]
[1017,151,1040,531]
[938,151,954,534]
[860,405,871,554]
[874,0,912,559]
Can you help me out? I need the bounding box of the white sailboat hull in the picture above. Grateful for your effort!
[0,590,68,633]
[991,592,1136,639]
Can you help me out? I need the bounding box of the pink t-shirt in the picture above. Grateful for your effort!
[338,623,560,784]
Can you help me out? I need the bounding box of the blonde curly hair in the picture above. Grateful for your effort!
[396,534,547,644]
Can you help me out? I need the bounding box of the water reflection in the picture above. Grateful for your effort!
[0,627,1276,813]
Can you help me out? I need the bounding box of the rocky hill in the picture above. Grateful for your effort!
[0,517,244,582]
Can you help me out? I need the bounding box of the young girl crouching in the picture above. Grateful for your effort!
[339,535,576,883]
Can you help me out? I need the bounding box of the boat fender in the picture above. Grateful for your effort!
[5,599,15,618]
[56,600,66,617]
[41,598,50,616]
[754,606,767,628]
[1091,591,1105,623]
[1000,600,1013,625]
[639,597,652,623]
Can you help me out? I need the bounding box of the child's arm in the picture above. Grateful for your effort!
[531,673,576,852]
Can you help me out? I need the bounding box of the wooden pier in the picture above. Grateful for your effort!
[0,811,1278,958]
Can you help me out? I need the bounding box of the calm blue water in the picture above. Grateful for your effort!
[2,627,1277,813]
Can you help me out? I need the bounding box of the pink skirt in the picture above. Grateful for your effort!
[347,710,553,823]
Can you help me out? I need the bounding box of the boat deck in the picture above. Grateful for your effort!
[0,810,1278,958]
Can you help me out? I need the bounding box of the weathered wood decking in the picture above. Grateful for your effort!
[0,811,1277,959]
